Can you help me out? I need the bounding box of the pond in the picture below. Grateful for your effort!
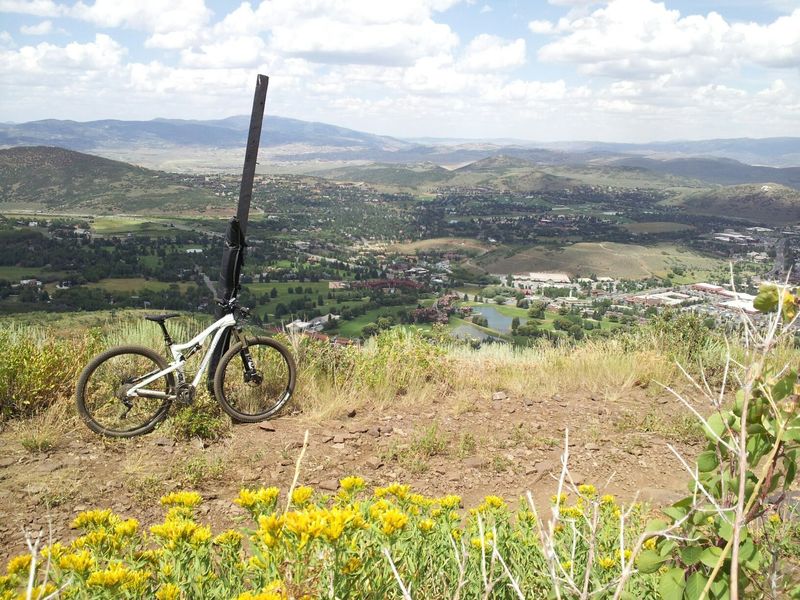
[472,305,526,333]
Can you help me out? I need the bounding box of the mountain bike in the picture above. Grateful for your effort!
[75,297,296,437]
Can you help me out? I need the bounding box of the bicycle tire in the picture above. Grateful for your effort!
[76,345,175,437]
[213,336,296,423]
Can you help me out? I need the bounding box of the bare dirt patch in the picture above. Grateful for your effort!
[0,387,700,561]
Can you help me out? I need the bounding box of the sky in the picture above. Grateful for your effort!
[1,0,799,142]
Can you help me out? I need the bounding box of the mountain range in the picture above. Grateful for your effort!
[1,117,798,179]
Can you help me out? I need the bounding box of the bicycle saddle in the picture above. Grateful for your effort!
[144,313,181,323]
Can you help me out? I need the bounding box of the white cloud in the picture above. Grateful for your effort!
[0,33,125,77]
[480,4,492,13]
[460,34,525,72]
[20,19,52,35]
[537,0,800,80]
[0,0,67,17]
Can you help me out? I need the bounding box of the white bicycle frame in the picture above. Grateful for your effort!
[126,312,237,399]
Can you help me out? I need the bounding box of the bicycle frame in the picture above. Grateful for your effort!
[125,312,237,400]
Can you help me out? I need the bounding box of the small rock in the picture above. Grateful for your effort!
[319,479,339,492]
[463,456,486,469]
[153,437,173,447]
[190,437,205,451]
[379,425,394,435]
[73,505,87,512]
[367,428,381,438]
[258,424,276,432]
[349,426,368,434]
[584,443,601,452]
[346,409,357,418]
[0,458,17,468]
[321,434,335,443]
[492,391,508,401]
[333,435,345,444]
[366,456,383,469]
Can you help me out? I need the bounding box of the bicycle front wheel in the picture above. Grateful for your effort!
[76,345,175,437]
[213,336,296,422]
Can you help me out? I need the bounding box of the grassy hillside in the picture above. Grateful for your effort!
[0,146,222,214]
[670,183,800,225]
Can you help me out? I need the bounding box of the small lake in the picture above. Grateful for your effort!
[472,306,525,333]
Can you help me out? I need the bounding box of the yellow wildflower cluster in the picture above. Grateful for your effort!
[160,491,202,508]
[4,555,31,576]
[339,476,365,492]
[237,579,287,600]
[578,484,597,496]
[598,556,617,569]
[379,508,409,536]
[214,530,244,547]
[72,509,120,530]
[437,494,462,509]
[290,486,314,506]
[235,487,280,514]
[155,583,181,600]
[150,517,212,549]
[86,563,151,591]
[58,550,95,575]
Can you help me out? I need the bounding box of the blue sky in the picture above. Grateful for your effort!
[1,0,798,142]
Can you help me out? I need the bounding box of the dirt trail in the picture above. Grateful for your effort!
[0,388,699,560]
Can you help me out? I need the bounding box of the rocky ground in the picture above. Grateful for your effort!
[0,387,701,560]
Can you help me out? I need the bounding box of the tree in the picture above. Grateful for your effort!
[511,316,520,331]
[361,322,379,337]
[528,301,547,319]
[270,287,278,298]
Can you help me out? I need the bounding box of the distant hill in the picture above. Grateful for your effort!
[0,146,221,213]
[671,183,800,225]
[607,156,800,190]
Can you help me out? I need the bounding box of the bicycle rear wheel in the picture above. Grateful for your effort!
[213,336,296,422]
[76,346,175,437]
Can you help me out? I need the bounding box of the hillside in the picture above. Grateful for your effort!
[607,156,800,189]
[0,146,221,213]
[671,183,800,225]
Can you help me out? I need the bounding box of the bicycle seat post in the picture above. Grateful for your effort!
[157,321,173,347]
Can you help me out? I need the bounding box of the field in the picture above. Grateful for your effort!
[481,242,723,279]
[388,237,492,254]
[90,278,194,293]
[621,221,695,234]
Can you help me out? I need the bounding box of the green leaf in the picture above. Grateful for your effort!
[700,546,723,568]
[647,518,669,532]
[753,284,779,314]
[697,450,719,472]
[680,545,703,566]
[784,416,800,443]
[663,505,688,521]
[710,577,730,600]
[705,412,728,441]
[658,567,686,600]
[685,570,709,600]
[772,370,797,402]
[638,549,666,574]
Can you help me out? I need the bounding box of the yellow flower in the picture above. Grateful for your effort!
[87,564,131,587]
[58,550,95,575]
[122,569,152,593]
[214,530,244,547]
[373,486,388,498]
[340,476,365,492]
[155,583,181,600]
[451,528,462,540]
[601,494,615,505]
[644,537,657,550]
[72,509,120,530]
[621,549,632,561]
[71,529,109,550]
[5,555,31,576]
[578,484,597,496]
[470,532,494,550]
[768,514,781,524]
[40,543,65,561]
[369,498,392,519]
[439,495,461,509]
[483,495,505,509]
[23,583,56,600]
[386,483,410,500]
[235,487,280,513]
[150,519,212,548]
[551,493,568,506]
[160,491,202,508]
[114,518,139,537]
[237,579,287,600]
[380,508,409,536]
[418,518,435,533]
[291,486,314,506]
[561,560,572,571]
[341,557,362,575]
[561,505,584,519]
[598,556,616,570]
